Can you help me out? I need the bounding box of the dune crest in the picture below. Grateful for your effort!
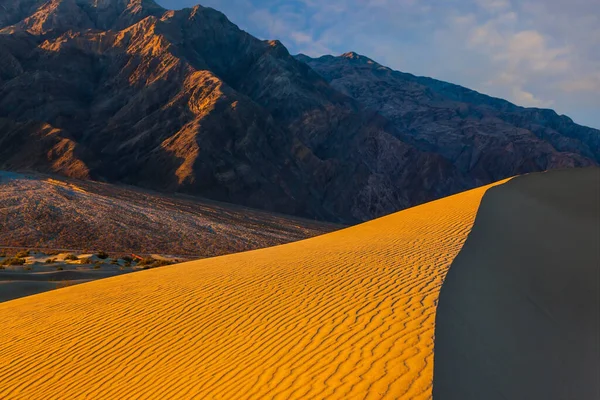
[433,168,600,399]
[0,178,509,399]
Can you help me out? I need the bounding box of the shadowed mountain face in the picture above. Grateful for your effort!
[298,53,599,184]
[0,1,597,223]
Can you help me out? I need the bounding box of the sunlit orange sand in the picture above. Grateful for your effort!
[0,179,507,399]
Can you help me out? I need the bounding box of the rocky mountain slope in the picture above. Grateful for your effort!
[0,0,597,223]
[297,52,599,183]
[0,171,338,257]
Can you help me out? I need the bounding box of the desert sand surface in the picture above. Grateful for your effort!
[433,168,600,399]
[0,171,339,258]
[0,178,505,399]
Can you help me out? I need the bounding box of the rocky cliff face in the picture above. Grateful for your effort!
[0,1,597,223]
[297,52,599,183]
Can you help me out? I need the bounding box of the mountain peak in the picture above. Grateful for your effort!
[78,0,162,8]
[341,51,361,59]
[294,53,312,63]
[340,51,378,65]
[0,0,597,226]
[0,0,165,33]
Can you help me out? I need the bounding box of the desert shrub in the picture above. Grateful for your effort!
[1,257,26,266]
[137,257,155,267]
[96,251,109,260]
[64,254,78,261]
[15,250,30,258]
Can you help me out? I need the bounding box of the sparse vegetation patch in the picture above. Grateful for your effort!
[137,258,156,267]
[1,257,26,266]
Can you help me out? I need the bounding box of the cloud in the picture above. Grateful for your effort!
[433,1,598,120]
[475,0,511,13]
[560,73,600,93]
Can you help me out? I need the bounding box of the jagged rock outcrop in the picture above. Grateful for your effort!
[0,1,597,222]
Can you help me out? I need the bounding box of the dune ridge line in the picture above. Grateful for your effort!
[0,178,509,399]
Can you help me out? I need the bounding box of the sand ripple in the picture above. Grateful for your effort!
[0,181,504,399]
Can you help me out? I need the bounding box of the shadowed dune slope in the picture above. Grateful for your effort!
[0,179,508,399]
[0,281,67,303]
[433,168,600,400]
[0,270,127,303]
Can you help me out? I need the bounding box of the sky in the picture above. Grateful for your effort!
[156,0,600,129]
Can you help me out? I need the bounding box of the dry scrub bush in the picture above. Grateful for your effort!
[1,257,26,266]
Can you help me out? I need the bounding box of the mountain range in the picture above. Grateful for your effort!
[1,0,598,223]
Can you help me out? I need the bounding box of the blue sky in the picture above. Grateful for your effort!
[156,0,600,129]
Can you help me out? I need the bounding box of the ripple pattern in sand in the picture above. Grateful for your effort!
[0,181,504,399]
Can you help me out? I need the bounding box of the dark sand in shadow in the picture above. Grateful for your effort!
[433,168,600,399]
[0,269,127,302]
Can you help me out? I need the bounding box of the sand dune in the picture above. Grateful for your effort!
[2,170,596,399]
[0,177,508,399]
[433,168,600,399]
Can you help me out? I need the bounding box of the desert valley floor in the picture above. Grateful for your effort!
[0,168,598,399]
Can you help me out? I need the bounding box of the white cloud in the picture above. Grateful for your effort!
[437,2,596,121]
[511,87,553,108]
